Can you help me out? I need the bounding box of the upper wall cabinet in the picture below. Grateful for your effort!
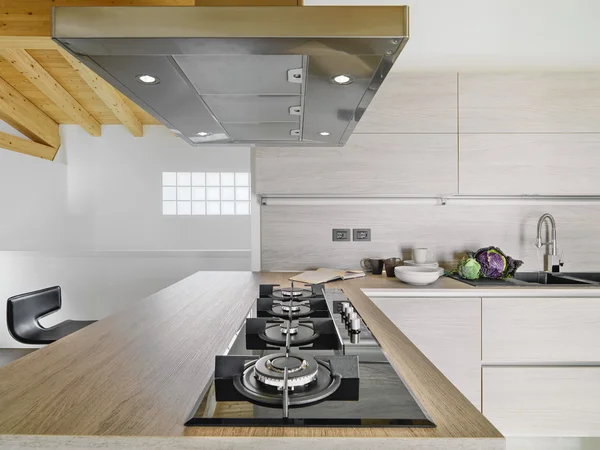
[460,134,600,195]
[355,72,458,134]
[459,72,600,132]
[255,134,457,195]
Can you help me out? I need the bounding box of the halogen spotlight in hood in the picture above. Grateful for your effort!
[331,75,354,85]
[135,74,160,84]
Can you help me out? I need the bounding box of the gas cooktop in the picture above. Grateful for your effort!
[185,283,435,428]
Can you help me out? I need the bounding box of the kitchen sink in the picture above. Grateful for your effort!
[450,272,600,287]
[553,272,600,283]
[512,272,597,285]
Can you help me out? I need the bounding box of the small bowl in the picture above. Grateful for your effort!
[395,266,444,285]
[404,260,439,269]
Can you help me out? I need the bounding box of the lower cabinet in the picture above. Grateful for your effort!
[482,296,600,436]
[483,367,600,436]
[482,297,600,363]
[371,297,481,410]
[372,294,600,436]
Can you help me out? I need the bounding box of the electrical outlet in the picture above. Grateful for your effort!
[353,228,371,242]
[332,229,351,242]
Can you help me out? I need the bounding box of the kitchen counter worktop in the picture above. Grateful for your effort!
[0,272,502,446]
[364,275,600,298]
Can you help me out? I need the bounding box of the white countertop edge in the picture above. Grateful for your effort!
[363,287,600,298]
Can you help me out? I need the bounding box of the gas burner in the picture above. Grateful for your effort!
[229,354,348,409]
[280,320,299,335]
[260,320,320,347]
[271,287,315,300]
[245,318,339,350]
[280,302,301,313]
[280,287,305,297]
[270,300,313,319]
[255,353,319,389]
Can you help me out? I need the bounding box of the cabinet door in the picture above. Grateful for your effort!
[483,367,600,436]
[459,72,600,133]
[371,297,481,410]
[254,134,458,196]
[459,134,600,195]
[355,72,458,134]
[483,297,600,363]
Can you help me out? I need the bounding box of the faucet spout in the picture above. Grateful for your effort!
[536,213,557,256]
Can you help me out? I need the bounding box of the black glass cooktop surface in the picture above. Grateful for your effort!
[185,286,435,428]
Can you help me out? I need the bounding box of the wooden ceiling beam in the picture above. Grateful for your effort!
[0,75,60,148]
[1,48,101,137]
[0,131,58,160]
[57,48,143,137]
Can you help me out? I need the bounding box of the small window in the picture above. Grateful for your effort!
[162,172,251,216]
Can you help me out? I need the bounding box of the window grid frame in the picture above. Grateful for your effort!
[162,172,251,216]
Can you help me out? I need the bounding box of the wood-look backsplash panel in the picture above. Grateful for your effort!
[459,72,600,133]
[261,203,600,271]
[354,72,458,134]
[255,134,458,195]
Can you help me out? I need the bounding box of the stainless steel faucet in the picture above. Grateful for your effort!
[536,213,560,271]
[536,213,557,255]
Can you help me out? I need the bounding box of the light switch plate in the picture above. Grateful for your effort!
[332,229,351,242]
[353,228,371,241]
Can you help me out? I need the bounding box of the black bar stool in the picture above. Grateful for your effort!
[7,286,96,345]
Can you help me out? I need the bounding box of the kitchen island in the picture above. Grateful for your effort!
[0,272,503,449]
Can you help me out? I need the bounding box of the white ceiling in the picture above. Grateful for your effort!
[305,0,600,71]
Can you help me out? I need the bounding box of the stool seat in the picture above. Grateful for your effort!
[7,286,95,345]
[21,319,97,345]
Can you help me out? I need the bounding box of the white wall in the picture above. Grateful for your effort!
[0,123,252,347]
[0,125,251,252]
[0,251,250,348]
[306,0,600,71]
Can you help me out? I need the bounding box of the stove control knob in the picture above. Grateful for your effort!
[345,306,354,319]
[341,302,350,315]
[346,312,358,330]
[341,302,350,321]
[344,309,354,326]
[350,317,361,333]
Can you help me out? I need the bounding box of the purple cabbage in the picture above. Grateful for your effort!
[474,246,523,279]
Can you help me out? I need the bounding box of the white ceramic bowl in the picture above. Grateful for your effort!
[404,260,440,269]
[394,266,444,285]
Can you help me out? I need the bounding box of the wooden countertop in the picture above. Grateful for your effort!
[364,276,600,298]
[0,272,502,442]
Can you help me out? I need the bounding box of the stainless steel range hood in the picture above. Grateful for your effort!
[53,6,409,147]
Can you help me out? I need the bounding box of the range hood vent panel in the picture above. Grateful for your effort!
[174,55,304,96]
[204,96,303,124]
[53,6,409,147]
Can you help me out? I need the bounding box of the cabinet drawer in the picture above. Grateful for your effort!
[483,367,600,436]
[482,298,600,363]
